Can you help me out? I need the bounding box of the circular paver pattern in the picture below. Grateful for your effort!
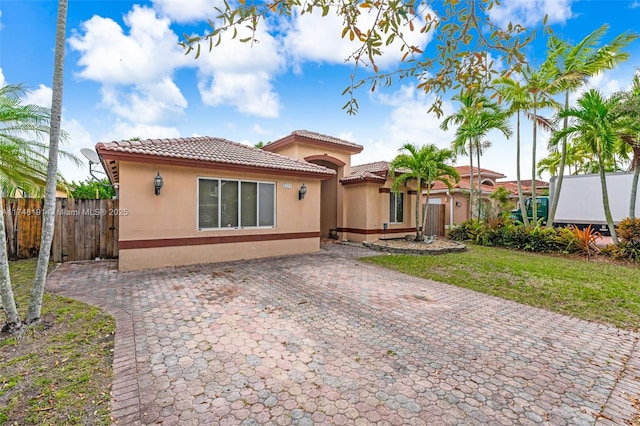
[47,244,640,425]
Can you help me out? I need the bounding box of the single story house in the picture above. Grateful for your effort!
[96,135,336,271]
[97,131,530,271]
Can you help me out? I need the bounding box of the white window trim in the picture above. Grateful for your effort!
[389,191,404,224]
[197,177,277,231]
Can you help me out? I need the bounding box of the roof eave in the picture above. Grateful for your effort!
[96,149,337,180]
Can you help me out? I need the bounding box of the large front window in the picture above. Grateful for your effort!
[389,191,404,223]
[198,178,275,229]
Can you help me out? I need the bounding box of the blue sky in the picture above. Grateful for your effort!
[1,0,639,183]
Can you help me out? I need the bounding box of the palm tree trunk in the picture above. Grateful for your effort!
[0,209,21,330]
[548,91,570,227]
[422,186,431,237]
[630,144,639,218]
[415,177,422,240]
[515,110,530,227]
[476,143,482,219]
[26,0,68,323]
[531,101,538,224]
[598,158,618,244]
[468,140,475,220]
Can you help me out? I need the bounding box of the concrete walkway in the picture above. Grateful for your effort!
[47,244,639,425]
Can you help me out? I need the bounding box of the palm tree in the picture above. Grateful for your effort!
[26,0,69,324]
[441,90,511,220]
[546,26,638,226]
[552,90,624,243]
[492,75,531,226]
[389,143,459,240]
[521,60,562,223]
[0,85,53,330]
[613,73,640,217]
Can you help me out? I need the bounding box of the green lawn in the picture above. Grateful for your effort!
[362,245,640,331]
[0,260,115,425]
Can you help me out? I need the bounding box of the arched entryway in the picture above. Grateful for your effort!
[305,155,344,239]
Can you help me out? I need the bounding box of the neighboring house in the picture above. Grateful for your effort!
[96,135,336,271]
[428,166,549,228]
[96,131,535,271]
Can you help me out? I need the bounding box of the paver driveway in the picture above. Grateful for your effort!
[47,244,639,425]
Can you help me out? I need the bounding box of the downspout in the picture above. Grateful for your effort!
[448,189,454,229]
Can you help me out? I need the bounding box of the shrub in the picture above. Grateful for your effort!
[448,221,475,241]
[560,225,601,259]
[617,218,640,244]
[599,218,640,263]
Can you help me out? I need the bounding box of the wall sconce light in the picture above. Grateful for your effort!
[298,183,307,200]
[154,172,163,196]
[455,201,462,207]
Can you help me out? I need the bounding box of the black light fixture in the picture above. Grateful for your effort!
[298,183,307,200]
[154,172,163,196]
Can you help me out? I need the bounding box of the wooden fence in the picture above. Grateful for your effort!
[2,198,119,262]
[423,204,445,237]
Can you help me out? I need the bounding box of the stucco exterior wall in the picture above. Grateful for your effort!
[340,181,416,243]
[452,193,469,225]
[117,161,322,270]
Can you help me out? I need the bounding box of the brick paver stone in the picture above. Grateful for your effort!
[47,244,640,425]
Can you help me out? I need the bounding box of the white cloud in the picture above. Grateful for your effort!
[70,6,187,85]
[352,85,456,166]
[0,68,5,87]
[69,5,189,123]
[253,124,269,135]
[104,121,181,141]
[59,118,94,183]
[377,85,455,148]
[195,23,284,118]
[23,84,52,108]
[283,5,434,70]
[488,0,573,28]
[151,0,221,23]
[100,79,187,124]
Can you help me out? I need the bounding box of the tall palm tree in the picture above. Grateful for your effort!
[552,90,624,243]
[441,90,511,220]
[546,26,638,226]
[27,0,69,324]
[613,73,640,217]
[389,143,459,240]
[0,85,53,330]
[492,75,531,226]
[521,60,562,223]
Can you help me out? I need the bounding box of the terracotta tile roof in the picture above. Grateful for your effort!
[350,161,391,176]
[455,165,506,179]
[431,178,511,194]
[291,130,364,150]
[96,136,336,176]
[501,179,549,189]
[263,130,364,154]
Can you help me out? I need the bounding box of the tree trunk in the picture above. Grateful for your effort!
[548,91,570,227]
[598,158,618,244]
[476,143,482,220]
[26,0,68,323]
[468,140,475,221]
[531,100,538,224]
[415,177,422,240]
[0,207,21,330]
[515,110,530,226]
[422,186,431,238]
[630,145,639,218]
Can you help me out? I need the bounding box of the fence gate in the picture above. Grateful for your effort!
[2,198,119,262]
[423,204,445,237]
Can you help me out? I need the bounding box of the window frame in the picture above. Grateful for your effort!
[389,191,404,224]
[197,177,276,230]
